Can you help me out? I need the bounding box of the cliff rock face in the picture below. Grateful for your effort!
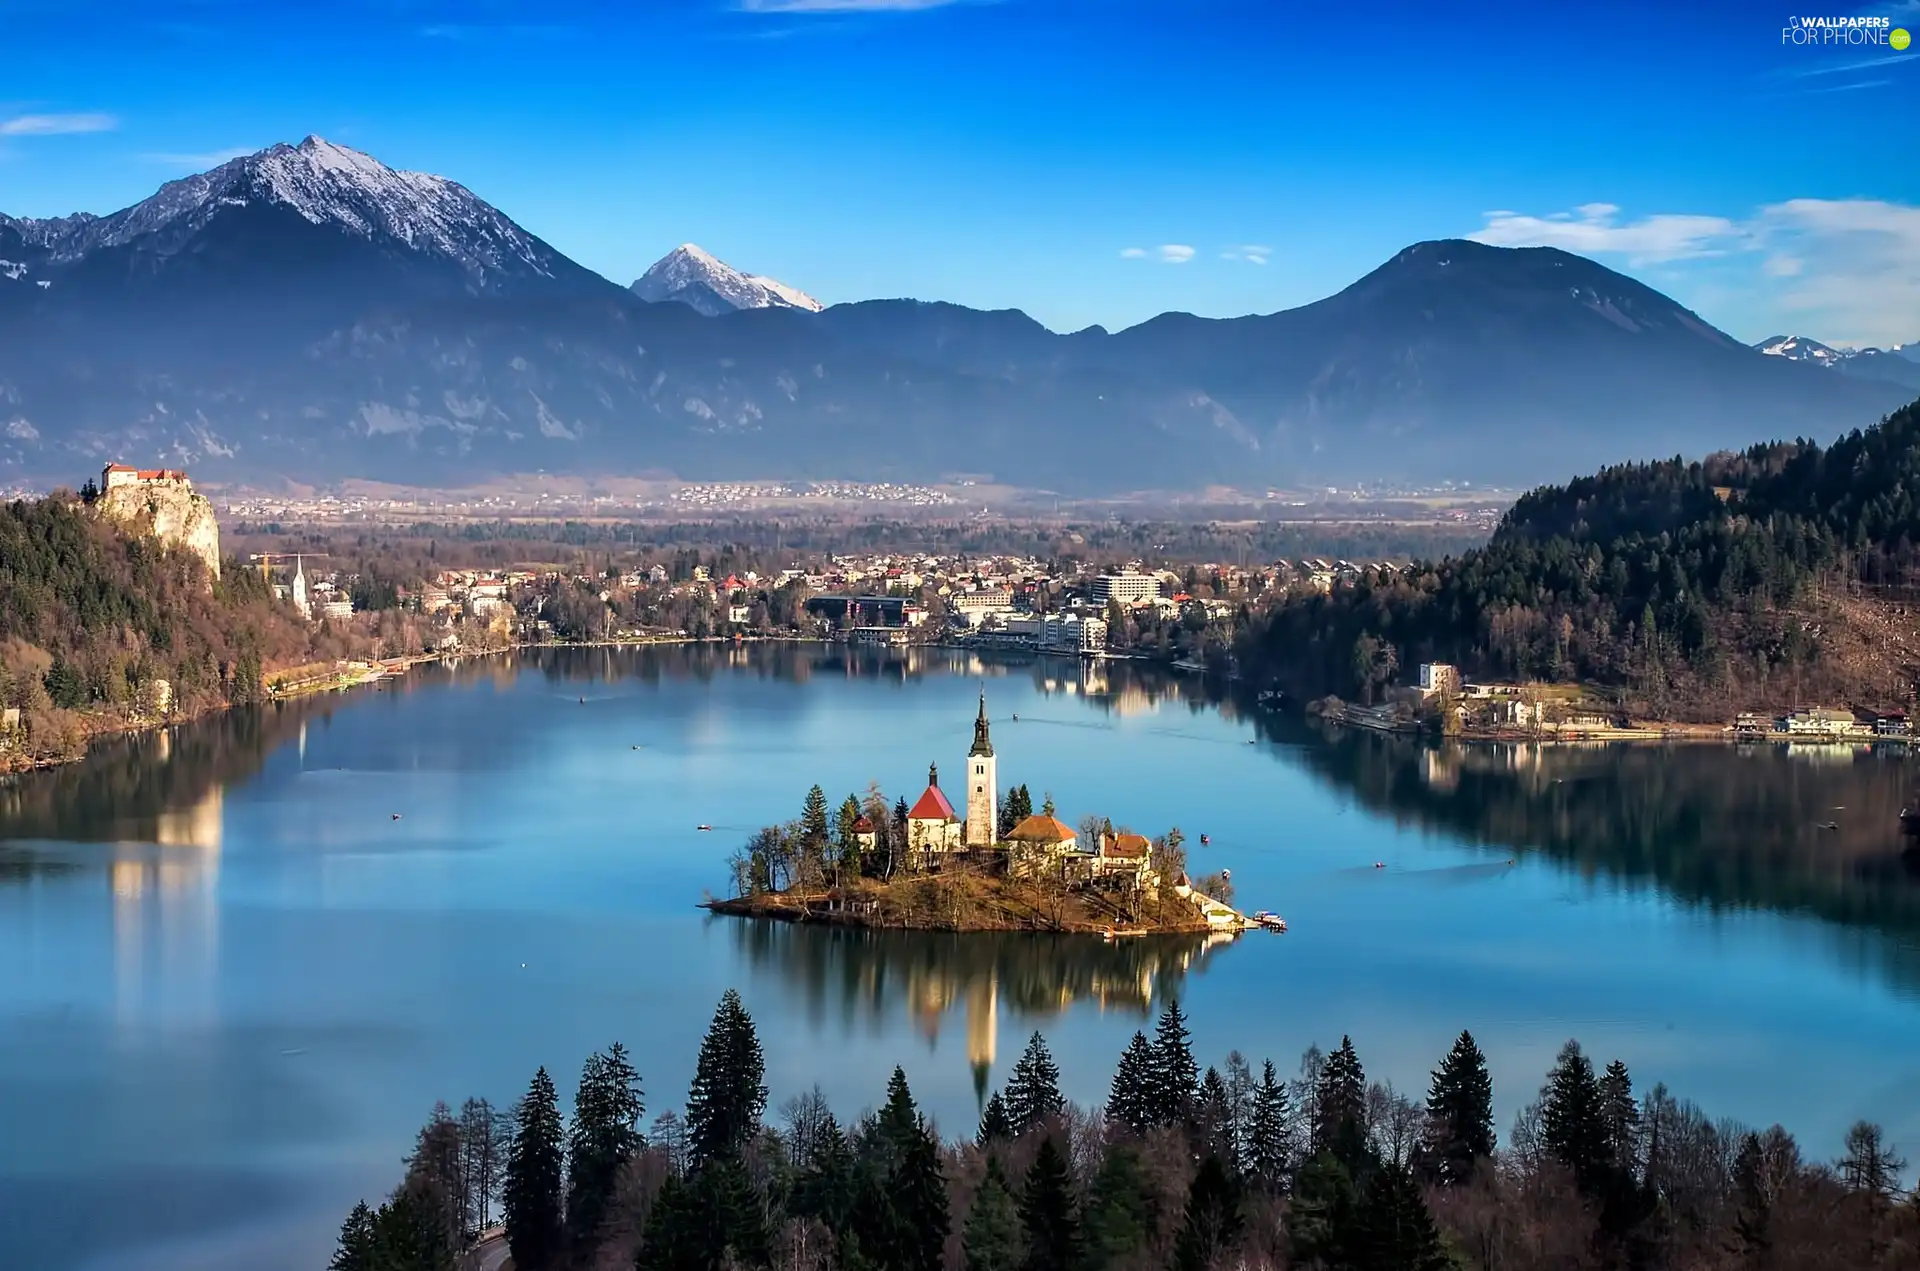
[99,482,222,580]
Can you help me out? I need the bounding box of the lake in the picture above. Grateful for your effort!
[4,644,1919,1270]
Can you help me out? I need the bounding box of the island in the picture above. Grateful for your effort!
[702,695,1259,935]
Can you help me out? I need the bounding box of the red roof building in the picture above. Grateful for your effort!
[908,783,958,823]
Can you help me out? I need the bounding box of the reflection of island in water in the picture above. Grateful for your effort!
[726,919,1234,1102]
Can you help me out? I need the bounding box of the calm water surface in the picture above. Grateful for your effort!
[4,645,1920,1270]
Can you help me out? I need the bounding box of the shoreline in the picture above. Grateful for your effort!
[703,878,1222,937]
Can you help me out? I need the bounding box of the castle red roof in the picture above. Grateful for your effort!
[1105,832,1152,859]
[852,816,875,833]
[907,785,958,822]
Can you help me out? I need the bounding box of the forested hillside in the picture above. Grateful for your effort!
[0,492,320,764]
[1239,395,1920,719]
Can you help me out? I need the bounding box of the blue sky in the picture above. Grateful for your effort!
[1,0,1916,343]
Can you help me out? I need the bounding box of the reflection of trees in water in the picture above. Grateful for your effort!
[1257,706,1920,990]
[0,698,319,850]
[726,918,1230,1096]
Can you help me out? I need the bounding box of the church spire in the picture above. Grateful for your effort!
[970,690,994,758]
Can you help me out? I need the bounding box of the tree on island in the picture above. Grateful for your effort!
[998,784,1033,837]
[800,785,831,884]
[834,793,864,881]
[1041,792,1057,818]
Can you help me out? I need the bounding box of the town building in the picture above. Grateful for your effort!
[1778,707,1857,737]
[1418,663,1461,698]
[1091,570,1160,606]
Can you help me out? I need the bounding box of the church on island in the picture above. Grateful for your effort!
[901,694,1155,888]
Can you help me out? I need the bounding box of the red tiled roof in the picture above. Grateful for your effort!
[1106,832,1152,859]
[1006,814,1076,844]
[852,816,875,832]
[908,785,957,822]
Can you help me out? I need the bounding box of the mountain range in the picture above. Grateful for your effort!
[2,136,1914,494]
[1753,334,1920,392]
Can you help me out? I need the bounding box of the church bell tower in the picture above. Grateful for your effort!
[965,691,997,848]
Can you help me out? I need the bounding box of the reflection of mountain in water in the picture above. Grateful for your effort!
[726,919,1233,1101]
[1264,711,1920,989]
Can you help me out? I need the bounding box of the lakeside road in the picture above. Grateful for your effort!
[464,1230,510,1271]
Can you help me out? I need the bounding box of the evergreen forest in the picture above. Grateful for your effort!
[1240,395,1920,719]
[326,989,1917,1271]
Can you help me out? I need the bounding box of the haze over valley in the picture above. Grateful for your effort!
[5,137,1912,497]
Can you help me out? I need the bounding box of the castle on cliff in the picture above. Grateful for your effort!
[95,463,221,581]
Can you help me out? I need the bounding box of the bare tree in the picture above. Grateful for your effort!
[781,1086,834,1166]
[458,1096,505,1233]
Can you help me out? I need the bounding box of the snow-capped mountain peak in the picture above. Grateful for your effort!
[1755,334,1847,366]
[6,136,580,292]
[631,243,823,316]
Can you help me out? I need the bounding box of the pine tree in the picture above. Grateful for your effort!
[1148,999,1199,1127]
[566,1042,645,1256]
[1245,1059,1294,1192]
[371,1183,455,1271]
[1315,1036,1371,1175]
[1597,1059,1640,1177]
[502,1067,566,1271]
[963,1155,1022,1271]
[1541,1040,1610,1196]
[1019,1137,1082,1271]
[685,989,768,1170]
[891,1090,952,1271]
[1107,1032,1156,1138]
[1082,1145,1153,1271]
[978,1090,1016,1145]
[1730,1132,1772,1258]
[1005,1032,1065,1133]
[1195,1066,1234,1165]
[1172,1155,1244,1271]
[835,794,865,877]
[328,1200,377,1271]
[876,1067,924,1164]
[792,1113,858,1233]
[802,783,831,848]
[1286,1153,1356,1270]
[1348,1162,1449,1271]
[1422,1029,1495,1187]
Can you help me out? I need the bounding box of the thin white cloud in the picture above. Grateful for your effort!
[1470,204,1740,265]
[141,146,254,166]
[0,112,117,136]
[1118,244,1196,264]
[738,0,970,10]
[1221,244,1272,265]
[1755,198,1920,346]
[1467,198,1920,347]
